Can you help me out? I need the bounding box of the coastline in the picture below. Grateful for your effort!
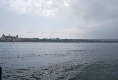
[0,39,118,43]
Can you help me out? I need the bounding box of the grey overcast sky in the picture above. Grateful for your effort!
[0,0,118,39]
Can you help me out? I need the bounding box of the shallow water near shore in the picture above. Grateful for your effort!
[0,42,118,80]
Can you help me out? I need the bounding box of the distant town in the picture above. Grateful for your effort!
[0,34,118,43]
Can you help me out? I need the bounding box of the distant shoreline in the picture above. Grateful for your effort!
[0,39,118,43]
[1,34,118,43]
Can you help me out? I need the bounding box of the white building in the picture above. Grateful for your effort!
[1,34,20,41]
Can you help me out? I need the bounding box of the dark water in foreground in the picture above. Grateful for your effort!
[0,43,118,80]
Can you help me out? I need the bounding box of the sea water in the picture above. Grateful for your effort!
[0,42,118,80]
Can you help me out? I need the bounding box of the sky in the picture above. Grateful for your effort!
[0,0,118,39]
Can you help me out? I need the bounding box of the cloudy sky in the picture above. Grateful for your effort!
[0,0,118,39]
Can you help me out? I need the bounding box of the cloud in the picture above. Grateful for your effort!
[0,0,5,7]
[1,0,118,21]
[67,0,118,39]
[1,0,118,39]
[1,0,70,17]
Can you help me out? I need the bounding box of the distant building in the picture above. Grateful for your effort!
[1,34,20,41]
[20,38,39,41]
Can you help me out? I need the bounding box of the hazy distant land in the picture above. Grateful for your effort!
[0,38,118,43]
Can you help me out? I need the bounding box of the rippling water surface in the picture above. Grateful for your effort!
[0,42,118,80]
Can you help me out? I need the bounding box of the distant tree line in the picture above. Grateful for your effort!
[0,38,118,43]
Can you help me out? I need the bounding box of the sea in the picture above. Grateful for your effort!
[0,42,118,80]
